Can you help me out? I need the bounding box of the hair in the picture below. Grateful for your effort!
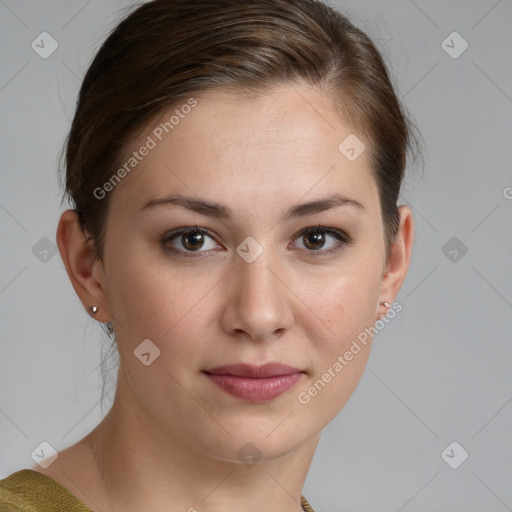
[59,0,422,409]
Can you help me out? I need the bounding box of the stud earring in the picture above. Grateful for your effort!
[89,305,99,314]
[378,301,391,320]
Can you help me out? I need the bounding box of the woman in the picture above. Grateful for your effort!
[0,0,416,510]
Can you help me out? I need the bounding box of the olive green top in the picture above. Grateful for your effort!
[0,469,315,511]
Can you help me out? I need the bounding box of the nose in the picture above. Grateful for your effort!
[220,247,294,342]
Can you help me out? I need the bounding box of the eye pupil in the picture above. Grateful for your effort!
[304,230,325,250]
[182,231,204,250]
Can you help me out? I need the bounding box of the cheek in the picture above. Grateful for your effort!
[310,280,377,384]
[297,293,376,424]
[296,254,382,415]
[102,256,213,406]
[103,247,221,353]
[309,252,382,340]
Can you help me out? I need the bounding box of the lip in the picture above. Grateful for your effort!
[203,363,305,402]
[205,363,302,378]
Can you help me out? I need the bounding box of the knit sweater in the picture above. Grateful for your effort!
[0,469,315,511]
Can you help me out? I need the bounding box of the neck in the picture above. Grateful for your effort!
[84,372,320,512]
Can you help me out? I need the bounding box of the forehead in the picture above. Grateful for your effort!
[110,84,378,216]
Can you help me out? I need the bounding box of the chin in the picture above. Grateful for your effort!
[194,414,316,464]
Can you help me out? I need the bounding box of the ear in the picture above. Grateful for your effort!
[56,209,111,323]
[378,205,414,314]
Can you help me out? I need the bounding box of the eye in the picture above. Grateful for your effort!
[161,226,221,256]
[161,224,352,259]
[292,225,352,255]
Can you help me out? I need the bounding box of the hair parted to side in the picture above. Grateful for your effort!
[58,0,422,407]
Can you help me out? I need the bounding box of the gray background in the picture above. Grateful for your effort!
[1,0,511,511]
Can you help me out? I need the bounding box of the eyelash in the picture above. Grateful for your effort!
[161,224,353,259]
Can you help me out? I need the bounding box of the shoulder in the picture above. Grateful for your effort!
[0,470,40,511]
[0,469,93,512]
[0,476,24,512]
[301,494,316,512]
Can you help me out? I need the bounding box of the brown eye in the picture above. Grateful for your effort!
[293,226,352,255]
[181,230,205,251]
[302,230,326,250]
[162,227,220,256]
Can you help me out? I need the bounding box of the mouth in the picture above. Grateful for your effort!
[203,363,305,403]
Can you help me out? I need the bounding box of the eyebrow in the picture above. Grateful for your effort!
[140,192,365,220]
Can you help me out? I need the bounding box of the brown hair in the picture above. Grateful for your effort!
[59,0,421,404]
[61,0,421,259]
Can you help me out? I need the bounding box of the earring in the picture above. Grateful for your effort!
[89,305,99,314]
[378,301,391,320]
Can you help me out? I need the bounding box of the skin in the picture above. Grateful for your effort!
[36,83,413,512]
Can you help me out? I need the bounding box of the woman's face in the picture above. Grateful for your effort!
[89,84,409,463]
